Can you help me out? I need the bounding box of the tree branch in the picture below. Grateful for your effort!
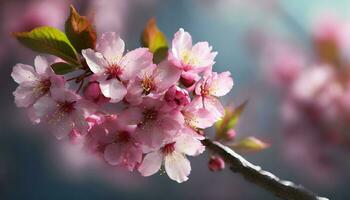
[202,139,329,200]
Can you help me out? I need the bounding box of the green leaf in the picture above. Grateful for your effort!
[13,26,79,65]
[51,62,79,75]
[215,100,248,139]
[141,18,168,64]
[65,5,97,53]
[231,137,269,152]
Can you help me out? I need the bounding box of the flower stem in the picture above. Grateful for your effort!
[201,139,328,200]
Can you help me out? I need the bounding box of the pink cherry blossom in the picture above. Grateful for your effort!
[82,32,153,103]
[169,28,217,76]
[194,71,234,119]
[11,23,237,184]
[138,133,205,183]
[32,88,95,139]
[11,55,65,108]
[86,114,143,171]
[125,60,180,105]
[121,98,184,149]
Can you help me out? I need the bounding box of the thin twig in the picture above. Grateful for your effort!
[202,139,329,200]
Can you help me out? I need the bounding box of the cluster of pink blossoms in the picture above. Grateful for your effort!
[12,28,233,182]
[256,13,350,179]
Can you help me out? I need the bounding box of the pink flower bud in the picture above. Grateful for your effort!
[83,81,110,105]
[208,156,225,172]
[180,73,196,87]
[226,129,236,141]
[165,85,191,109]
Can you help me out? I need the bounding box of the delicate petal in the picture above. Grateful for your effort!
[164,152,191,183]
[118,107,143,125]
[34,55,51,75]
[190,42,217,68]
[99,79,127,103]
[11,64,37,84]
[192,108,217,129]
[52,117,74,139]
[203,96,225,119]
[138,151,163,176]
[82,49,108,74]
[172,28,192,57]
[50,88,77,102]
[124,80,143,105]
[153,61,181,92]
[13,85,37,107]
[120,48,153,80]
[96,32,125,62]
[209,71,234,97]
[27,106,40,124]
[104,143,122,166]
[175,134,205,156]
[33,96,56,118]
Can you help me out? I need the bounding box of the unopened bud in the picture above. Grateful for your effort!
[83,81,110,105]
[208,156,225,172]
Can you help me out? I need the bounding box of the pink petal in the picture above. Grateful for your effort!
[52,116,74,139]
[120,48,153,81]
[203,96,225,119]
[50,88,77,102]
[194,78,204,96]
[209,71,234,97]
[99,79,127,103]
[137,125,165,149]
[171,28,192,58]
[153,61,181,92]
[11,63,37,84]
[13,85,37,107]
[82,49,108,74]
[138,151,163,176]
[164,152,191,183]
[190,42,217,69]
[192,108,217,129]
[104,143,123,166]
[27,106,40,124]
[124,80,143,105]
[96,32,125,62]
[34,55,51,75]
[118,107,143,125]
[33,96,56,119]
[123,144,143,171]
[175,134,205,156]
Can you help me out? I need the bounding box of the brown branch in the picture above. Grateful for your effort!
[202,139,329,200]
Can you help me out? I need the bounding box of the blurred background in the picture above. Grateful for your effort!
[1,0,350,199]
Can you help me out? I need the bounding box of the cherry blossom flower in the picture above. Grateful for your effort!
[86,114,143,171]
[121,98,184,149]
[194,71,234,119]
[125,61,180,105]
[11,16,237,183]
[82,32,153,103]
[32,88,94,139]
[11,55,65,108]
[138,133,205,183]
[169,28,217,79]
